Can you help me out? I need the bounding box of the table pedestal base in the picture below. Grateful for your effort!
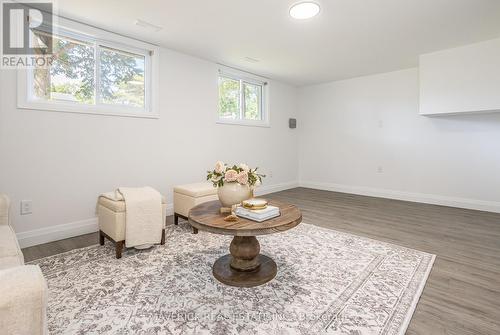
[213,254,277,287]
[212,236,277,287]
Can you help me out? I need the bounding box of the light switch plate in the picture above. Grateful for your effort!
[21,200,32,215]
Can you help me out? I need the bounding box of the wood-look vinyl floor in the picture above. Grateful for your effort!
[22,187,500,335]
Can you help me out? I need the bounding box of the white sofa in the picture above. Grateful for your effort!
[0,194,48,335]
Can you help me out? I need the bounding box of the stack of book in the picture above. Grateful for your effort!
[235,205,280,222]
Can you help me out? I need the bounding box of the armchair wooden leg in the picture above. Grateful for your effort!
[174,213,179,225]
[192,227,198,234]
[99,230,105,246]
[161,229,166,245]
[116,241,124,259]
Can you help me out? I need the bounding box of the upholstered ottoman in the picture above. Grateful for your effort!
[173,182,217,234]
[97,195,168,258]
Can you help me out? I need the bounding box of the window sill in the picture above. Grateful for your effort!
[17,101,159,119]
[216,119,270,128]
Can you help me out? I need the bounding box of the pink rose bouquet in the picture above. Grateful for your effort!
[207,162,265,188]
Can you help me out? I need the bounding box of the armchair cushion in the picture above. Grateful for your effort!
[0,265,48,335]
[0,225,24,270]
[0,194,10,226]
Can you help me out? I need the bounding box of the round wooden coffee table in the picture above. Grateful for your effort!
[189,200,302,287]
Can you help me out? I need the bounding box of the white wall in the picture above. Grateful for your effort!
[298,68,500,212]
[0,48,299,246]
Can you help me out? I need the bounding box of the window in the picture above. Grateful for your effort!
[217,67,269,126]
[33,34,96,104]
[18,17,158,118]
[99,47,145,108]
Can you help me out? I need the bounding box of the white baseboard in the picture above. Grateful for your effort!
[17,218,99,248]
[16,181,299,248]
[255,181,300,196]
[300,180,500,214]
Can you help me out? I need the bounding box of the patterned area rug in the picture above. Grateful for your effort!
[31,223,435,334]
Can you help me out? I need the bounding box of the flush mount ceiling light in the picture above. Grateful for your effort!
[289,2,320,20]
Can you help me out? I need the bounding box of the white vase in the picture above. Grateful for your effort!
[218,182,252,207]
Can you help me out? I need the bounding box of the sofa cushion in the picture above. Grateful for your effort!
[174,182,217,198]
[99,195,167,213]
[0,225,24,270]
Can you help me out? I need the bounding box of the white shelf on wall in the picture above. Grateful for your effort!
[419,38,500,116]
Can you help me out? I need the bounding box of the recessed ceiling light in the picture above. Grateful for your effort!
[289,2,320,20]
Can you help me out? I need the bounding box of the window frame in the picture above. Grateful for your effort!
[216,66,270,127]
[17,15,160,119]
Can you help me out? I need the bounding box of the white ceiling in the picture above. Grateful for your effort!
[56,0,500,86]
